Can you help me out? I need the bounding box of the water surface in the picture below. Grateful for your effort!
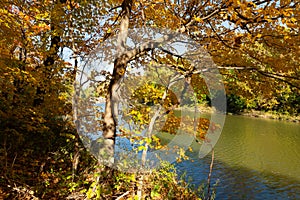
[177,115,300,199]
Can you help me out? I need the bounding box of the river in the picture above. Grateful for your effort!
[86,103,299,198]
[176,115,300,199]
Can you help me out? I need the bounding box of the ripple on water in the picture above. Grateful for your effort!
[176,115,300,199]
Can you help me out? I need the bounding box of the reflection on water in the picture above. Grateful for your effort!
[176,115,300,199]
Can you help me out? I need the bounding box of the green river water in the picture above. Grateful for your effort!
[176,114,300,199]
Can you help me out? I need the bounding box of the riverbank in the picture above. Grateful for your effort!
[187,105,300,123]
[235,110,300,123]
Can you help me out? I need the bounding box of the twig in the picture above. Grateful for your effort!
[206,148,214,200]
[109,5,122,12]
[92,175,100,194]
[116,191,130,200]
[11,153,17,171]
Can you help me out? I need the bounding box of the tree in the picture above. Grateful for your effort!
[81,0,299,165]
[1,0,299,186]
[1,0,299,198]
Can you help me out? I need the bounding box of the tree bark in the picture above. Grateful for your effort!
[101,0,132,166]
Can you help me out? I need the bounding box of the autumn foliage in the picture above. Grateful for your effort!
[0,0,299,199]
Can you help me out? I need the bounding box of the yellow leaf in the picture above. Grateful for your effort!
[290,17,297,23]
[194,16,202,23]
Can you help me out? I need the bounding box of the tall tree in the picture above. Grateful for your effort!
[1,0,299,169]
[91,0,300,163]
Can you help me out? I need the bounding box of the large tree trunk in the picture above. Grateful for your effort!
[101,58,126,165]
[101,0,132,166]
